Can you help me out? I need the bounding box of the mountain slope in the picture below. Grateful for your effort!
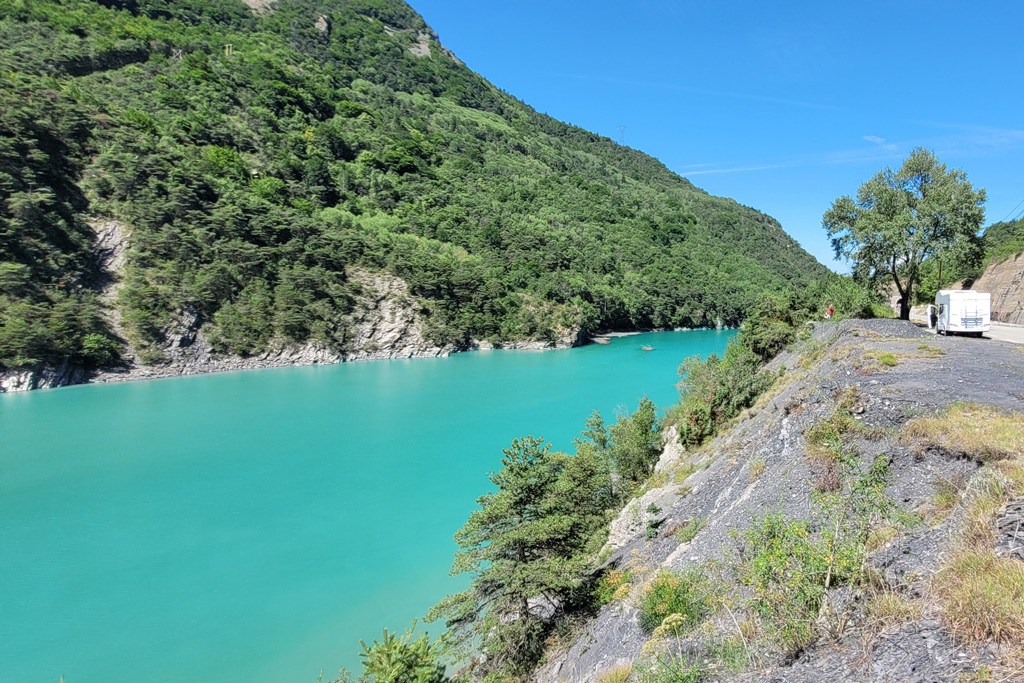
[0,0,825,375]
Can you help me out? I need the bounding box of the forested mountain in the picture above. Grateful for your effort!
[0,0,825,371]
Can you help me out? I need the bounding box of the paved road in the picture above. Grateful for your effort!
[988,322,1024,344]
[908,307,1024,344]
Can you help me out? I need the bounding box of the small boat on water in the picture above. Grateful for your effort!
[641,345,654,351]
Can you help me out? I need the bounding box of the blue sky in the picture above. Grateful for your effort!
[411,0,1024,272]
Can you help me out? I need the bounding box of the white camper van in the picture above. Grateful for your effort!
[928,290,991,336]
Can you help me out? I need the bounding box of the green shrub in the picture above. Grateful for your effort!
[350,621,448,683]
[739,514,831,652]
[594,569,632,606]
[673,517,706,544]
[609,397,662,484]
[675,339,772,447]
[808,273,885,320]
[78,333,120,367]
[638,656,708,683]
[742,292,802,361]
[638,570,711,633]
[739,453,899,654]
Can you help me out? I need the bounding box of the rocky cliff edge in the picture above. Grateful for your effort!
[537,318,1024,683]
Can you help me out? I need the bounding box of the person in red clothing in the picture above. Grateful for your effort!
[824,303,834,319]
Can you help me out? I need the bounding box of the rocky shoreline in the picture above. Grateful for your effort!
[0,239,595,394]
[0,324,747,393]
[0,324,587,394]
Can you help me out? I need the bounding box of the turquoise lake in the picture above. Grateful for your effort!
[0,329,733,682]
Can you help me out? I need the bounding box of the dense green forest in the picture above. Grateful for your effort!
[0,0,825,370]
[981,216,1024,264]
[912,215,1023,301]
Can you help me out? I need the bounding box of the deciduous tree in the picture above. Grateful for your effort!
[822,148,985,319]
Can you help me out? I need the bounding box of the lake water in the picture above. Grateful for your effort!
[0,329,733,682]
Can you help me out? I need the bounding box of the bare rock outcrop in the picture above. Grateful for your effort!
[241,0,275,15]
[344,268,457,361]
[89,267,464,385]
[970,254,1024,324]
[0,359,88,392]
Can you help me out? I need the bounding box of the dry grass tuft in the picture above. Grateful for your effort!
[904,403,1024,463]
[596,663,633,683]
[865,523,901,551]
[749,458,765,482]
[924,405,1024,660]
[865,589,921,627]
[934,549,1024,646]
[923,471,970,524]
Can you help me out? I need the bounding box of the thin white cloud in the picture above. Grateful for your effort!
[863,135,897,151]
[676,149,906,178]
[681,163,795,176]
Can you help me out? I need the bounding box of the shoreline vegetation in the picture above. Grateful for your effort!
[0,324,738,393]
[329,284,896,682]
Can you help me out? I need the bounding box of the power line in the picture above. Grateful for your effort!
[998,195,1024,223]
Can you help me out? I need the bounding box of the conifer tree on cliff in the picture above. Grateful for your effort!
[822,148,985,320]
[427,434,613,677]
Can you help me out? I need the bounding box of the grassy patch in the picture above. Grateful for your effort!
[636,656,707,683]
[644,470,670,490]
[916,343,946,358]
[934,550,1024,646]
[749,458,766,481]
[904,403,1024,462]
[638,570,713,633]
[921,404,1024,660]
[865,523,900,551]
[863,349,899,367]
[596,664,633,683]
[707,635,750,672]
[926,472,968,524]
[957,666,993,683]
[797,338,825,369]
[865,588,920,627]
[673,517,706,545]
[673,462,697,484]
[803,390,862,492]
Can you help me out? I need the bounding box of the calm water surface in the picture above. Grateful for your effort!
[0,329,733,682]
